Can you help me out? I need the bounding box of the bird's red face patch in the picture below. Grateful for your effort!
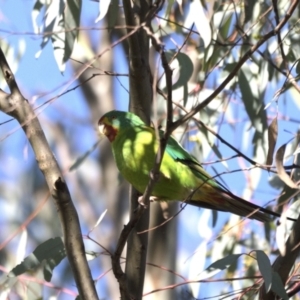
[98,117,118,142]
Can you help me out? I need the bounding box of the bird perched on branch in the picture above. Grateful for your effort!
[98,110,286,222]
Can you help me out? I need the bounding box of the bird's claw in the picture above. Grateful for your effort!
[137,195,158,208]
[138,195,148,208]
[149,196,158,202]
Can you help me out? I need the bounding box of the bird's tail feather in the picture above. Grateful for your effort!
[187,189,295,222]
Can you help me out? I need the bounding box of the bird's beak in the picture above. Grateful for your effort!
[98,117,117,142]
[98,123,106,136]
[98,117,108,136]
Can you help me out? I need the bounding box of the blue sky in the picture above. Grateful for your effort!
[1,1,300,299]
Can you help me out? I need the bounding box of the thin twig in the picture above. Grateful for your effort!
[169,0,299,133]
[0,48,98,300]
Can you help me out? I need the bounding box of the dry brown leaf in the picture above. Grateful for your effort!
[266,117,278,169]
[275,144,298,189]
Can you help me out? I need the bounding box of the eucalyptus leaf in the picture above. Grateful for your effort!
[64,0,82,63]
[255,250,272,292]
[271,272,289,300]
[166,51,194,90]
[9,237,66,282]
[275,144,298,189]
[266,117,278,168]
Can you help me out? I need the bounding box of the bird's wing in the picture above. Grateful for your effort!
[164,134,285,222]
[164,134,220,189]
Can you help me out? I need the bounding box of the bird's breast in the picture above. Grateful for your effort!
[112,129,157,193]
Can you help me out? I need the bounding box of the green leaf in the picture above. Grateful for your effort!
[32,0,45,33]
[244,0,256,24]
[64,0,82,63]
[34,0,80,72]
[52,11,66,73]
[210,143,223,162]
[107,0,119,29]
[296,59,300,75]
[218,12,233,40]
[199,253,243,280]
[34,0,66,72]
[206,253,243,271]
[239,66,268,157]
[224,62,237,73]
[204,44,223,72]
[239,67,267,130]
[273,182,299,215]
[165,50,194,90]
[9,237,66,282]
[271,272,289,300]
[212,210,218,228]
[255,250,272,292]
[288,48,296,62]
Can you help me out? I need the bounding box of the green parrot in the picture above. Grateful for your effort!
[98,110,281,222]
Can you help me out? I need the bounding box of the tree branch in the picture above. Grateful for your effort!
[169,0,300,133]
[110,0,156,299]
[0,47,98,300]
[260,216,300,299]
